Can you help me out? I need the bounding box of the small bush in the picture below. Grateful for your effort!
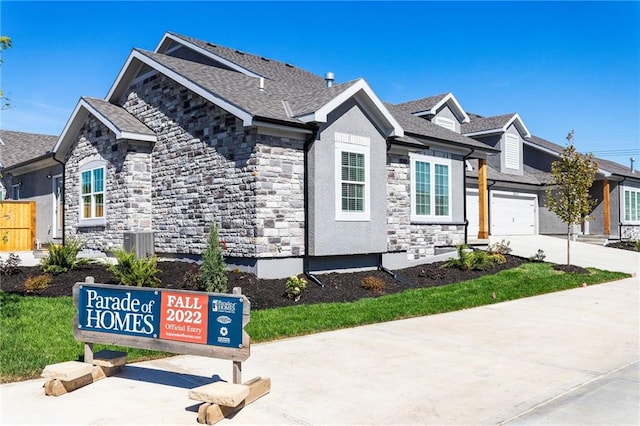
[285,275,307,300]
[0,253,22,275]
[40,238,89,275]
[488,253,507,265]
[107,248,160,287]
[201,223,228,293]
[487,239,512,255]
[530,249,546,262]
[442,245,500,271]
[24,274,52,292]
[361,276,385,294]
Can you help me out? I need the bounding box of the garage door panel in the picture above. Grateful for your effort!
[491,193,536,236]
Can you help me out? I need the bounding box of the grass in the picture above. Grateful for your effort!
[0,262,629,383]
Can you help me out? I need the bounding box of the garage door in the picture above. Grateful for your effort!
[491,192,537,235]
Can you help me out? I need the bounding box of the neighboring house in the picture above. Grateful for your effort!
[52,31,498,278]
[396,96,640,241]
[0,130,63,247]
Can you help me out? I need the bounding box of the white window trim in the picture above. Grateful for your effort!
[78,160,107,227]
[335,138,371,222]
[622,186,640,224]
[410,152,453,223]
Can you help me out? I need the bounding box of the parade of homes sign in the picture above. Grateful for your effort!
[73,282,251,361]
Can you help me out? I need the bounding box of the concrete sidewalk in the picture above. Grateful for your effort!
[1,276,638,425]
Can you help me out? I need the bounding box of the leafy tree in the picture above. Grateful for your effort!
[545,131,599,265]
[201,222,228,293]
[0,35,11,109]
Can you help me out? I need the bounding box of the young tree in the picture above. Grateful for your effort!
[545,131,599,265]
[201,222,228,293]
[1,35,11,110]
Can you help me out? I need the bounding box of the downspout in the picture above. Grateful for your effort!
[463,148,475,244]
[618,177,626,241]
[303,127,324,287]
[53,156,66,245]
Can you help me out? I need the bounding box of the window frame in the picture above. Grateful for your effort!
[78,160,107,226]
[410,152,452,223]
[623,186,640,224]
[335,139,370,222]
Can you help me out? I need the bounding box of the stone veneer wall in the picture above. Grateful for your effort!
[621,225,640,240]
[65,118,152,251]
[120,73,305,258]
[387,153,464,260]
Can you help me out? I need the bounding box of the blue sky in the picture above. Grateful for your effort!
[1,1,638,164]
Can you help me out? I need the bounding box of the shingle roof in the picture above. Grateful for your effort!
[526,135,639,179]
[395,93,449,115]
[466,158,551,185]
[165,32,326,94]
[0,130,58,168]
[462,113,516,134]
[82,97,155,137]
[384,103,498,153]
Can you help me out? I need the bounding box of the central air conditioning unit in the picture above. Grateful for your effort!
[123,232,155,259]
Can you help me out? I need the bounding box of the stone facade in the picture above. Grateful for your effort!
[621,225,640,240]
[65,72,306,259]
[65,117,152,251]
[387,152,464,261]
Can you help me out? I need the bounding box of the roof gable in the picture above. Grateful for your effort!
[54,97,156,161]
[463,112,531,138]
[397,92,470,123]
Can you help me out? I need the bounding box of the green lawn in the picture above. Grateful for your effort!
[0,262,629,383]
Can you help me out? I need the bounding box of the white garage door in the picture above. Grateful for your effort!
[491,192,537,235]
[466,189,479,238]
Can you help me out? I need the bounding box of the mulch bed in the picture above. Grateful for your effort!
[0,254,586,310]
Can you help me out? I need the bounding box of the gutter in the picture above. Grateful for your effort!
[303,126,324,287]
[53,156,66,245]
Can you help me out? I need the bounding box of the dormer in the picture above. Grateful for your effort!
[396,92,470,134]
[462,113,531,176]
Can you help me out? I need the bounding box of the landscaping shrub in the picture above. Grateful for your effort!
[361,276,385,293]
[201,223,228,293]
[486,239,512,255]
[0,253,21,275]
[182,265,202,291]
[107,248,160,287]
[40,238,89,275]
[442,245,501,271]
[530,249,546,262]
[285,275,307,301]
[24,274,52,292]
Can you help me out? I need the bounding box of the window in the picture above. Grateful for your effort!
[624,187,640,223]
[80,165,105,222]
[410,153,452,222]
[504,134,520,170]
[335,133,370,221]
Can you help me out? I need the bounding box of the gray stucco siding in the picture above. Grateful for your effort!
[308,100,388,256]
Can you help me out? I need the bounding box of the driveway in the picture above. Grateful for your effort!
[489,235,640,275]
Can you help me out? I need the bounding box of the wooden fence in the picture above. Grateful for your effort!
[0,201,36,251]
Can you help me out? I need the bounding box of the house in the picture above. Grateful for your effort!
[0,130,63,249]
[396,95,640,241]
[52,32,499,278]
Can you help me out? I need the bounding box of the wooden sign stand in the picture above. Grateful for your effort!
[41,278,270,424]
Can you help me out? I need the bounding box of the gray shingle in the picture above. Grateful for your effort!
[83,97,155,137]
[0,130,58,168]
[462,113,516,134]
[395,93,449,115]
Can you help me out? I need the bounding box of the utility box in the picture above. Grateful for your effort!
[123,232,155,259]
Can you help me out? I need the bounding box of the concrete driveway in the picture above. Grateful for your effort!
[489,235,640,275]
